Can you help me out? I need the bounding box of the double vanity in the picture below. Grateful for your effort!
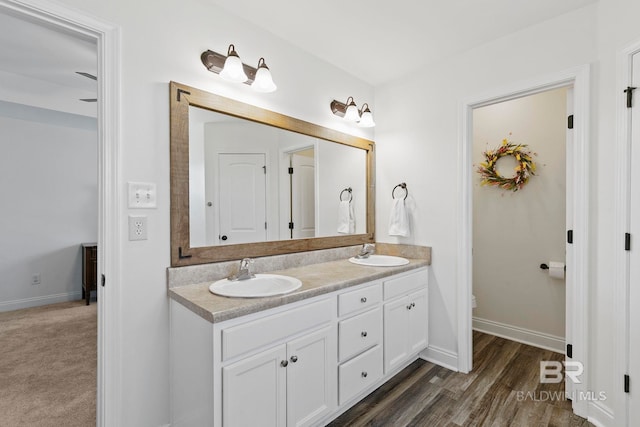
[168,244,431,427]
[167,82,431,426]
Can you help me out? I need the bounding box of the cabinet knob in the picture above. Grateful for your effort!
[361,371,368,378]
[281,360,289,367]
[290,355,298,363]
[411,302,416,308]
[361,331,368,338]
[360,297,367,303]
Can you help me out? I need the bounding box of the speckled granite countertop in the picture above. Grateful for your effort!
[169,257,429,323]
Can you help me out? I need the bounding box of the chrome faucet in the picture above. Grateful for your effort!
[356,243,376,259]
[230,258,255,281]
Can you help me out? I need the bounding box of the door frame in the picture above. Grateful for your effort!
[457,65,591,417]
[0,1,122,426]
[613,39,640,427]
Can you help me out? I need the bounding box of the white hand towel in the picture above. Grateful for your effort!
[388,198,410,237]
[337,201,355,234]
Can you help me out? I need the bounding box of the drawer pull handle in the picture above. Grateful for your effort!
[361,371,368,378]
[281,360,289,367]
[290,355,298,363]
[360,297,367,303]
[361,331,368,338]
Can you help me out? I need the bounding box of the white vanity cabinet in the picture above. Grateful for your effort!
[336,283,384,405]
[170,266,429,427]
[382,269,429,374]
[222,324,334,427]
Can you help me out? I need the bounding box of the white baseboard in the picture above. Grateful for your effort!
[473,317,565,354]
[420,344,459,372]
[0,291,83,312]
[587,401,614,427]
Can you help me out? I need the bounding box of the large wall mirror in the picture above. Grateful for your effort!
[170,82,375,266]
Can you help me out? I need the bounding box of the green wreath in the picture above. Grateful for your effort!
[477,139,536,192]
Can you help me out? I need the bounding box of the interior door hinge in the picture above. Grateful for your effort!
[288,167,294,175]
[625,86,637,108]
[625,233,631,251]
[566,344,573,358]
[567,230,573,244]
[265,222,267,230]
[288,222,294,230]
[567,115,574,129]
[625,374,630,393]
[101,274,106,287]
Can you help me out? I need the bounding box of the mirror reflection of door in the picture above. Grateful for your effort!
[289,149,315,239]
[218,153,267,244]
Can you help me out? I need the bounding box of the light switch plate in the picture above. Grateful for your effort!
[128,182,157,208]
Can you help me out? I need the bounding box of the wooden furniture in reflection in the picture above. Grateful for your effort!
[82,243,97,306]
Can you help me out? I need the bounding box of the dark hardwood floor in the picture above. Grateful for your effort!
[328,331,594,427]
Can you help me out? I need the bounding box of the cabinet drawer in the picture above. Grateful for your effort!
[383,269,428,301]
[222,298,334,361]
[338,345,382,405]
[338,283,382,317]
[339,307,381,362]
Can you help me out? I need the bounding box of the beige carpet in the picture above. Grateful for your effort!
[0,300,96,427]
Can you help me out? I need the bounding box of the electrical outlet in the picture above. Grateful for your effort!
[31,273,41,285]
[128,215,148,241]
[128,182,157,209]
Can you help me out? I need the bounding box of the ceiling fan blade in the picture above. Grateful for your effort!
[76,71,97,81]
[79,98,98,102]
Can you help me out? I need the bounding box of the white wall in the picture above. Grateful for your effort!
[43,1,374,425]
[472,88,567,343]
[0,105,97,310]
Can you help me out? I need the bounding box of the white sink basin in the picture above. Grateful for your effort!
[348,254,410,267]
[209,274,302,298]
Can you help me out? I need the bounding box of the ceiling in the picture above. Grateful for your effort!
[210,0,597,86]
[0,10,97,116]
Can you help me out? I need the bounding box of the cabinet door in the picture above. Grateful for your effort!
[383,296,410,374]
[222,345,287,427]
[286,325,336,427]
[407,288,428,354]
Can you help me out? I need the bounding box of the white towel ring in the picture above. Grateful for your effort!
[392,183,408,200]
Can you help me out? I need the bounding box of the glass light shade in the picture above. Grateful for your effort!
[251,61,277,93]
[358,109,375,127]
[343,100,360,122]
[220,52,248,83]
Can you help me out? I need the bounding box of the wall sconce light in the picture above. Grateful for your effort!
[330,97,376,127]
[201,44,277,93]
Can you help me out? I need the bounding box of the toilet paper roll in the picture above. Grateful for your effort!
[548,261,565,279]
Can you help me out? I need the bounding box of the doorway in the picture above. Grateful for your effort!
[0,1,121,425]
[458,65,591,418]
[471,87,568,354]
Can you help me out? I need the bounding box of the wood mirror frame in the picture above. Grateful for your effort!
[169,81,375,266]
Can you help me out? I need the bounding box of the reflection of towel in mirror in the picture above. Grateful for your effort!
[388,198,410,237]
[337,200,355,234]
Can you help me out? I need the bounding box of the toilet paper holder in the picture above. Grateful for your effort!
[540,263,566,271]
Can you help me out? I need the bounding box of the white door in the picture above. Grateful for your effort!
[222,345,287,427]
[383,296,410,374]
[286,325,335,427]
[218,153,267,245]
[565,88,575,399]
[291,152,315,239]
[628,51,640,425]
[407,289,429,354]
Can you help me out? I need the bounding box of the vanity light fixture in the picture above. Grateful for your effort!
[251,58,277,93]
[330,97,376,127]
[201,44,277,92]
